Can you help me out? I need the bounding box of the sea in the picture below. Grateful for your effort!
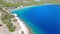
[10,4,60,34]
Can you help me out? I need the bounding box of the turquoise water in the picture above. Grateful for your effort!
[11,4,60,34]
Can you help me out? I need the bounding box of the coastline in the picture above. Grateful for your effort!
[5,3,60,34]
[10,5,34,12]
[14,14,29,34]
[9,4,58,13]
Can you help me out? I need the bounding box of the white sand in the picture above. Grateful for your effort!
[14,14,29,34]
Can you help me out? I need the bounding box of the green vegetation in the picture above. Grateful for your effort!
[21,31,24,34]
[0,8,16,32]
[0,0,60,10]
[1,13,16,32]
[13,19,17,22]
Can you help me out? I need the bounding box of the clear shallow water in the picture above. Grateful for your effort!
[11,4,60,34]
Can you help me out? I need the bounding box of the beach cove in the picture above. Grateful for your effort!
[10,4,60,34]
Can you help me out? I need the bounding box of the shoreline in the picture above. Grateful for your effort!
[10,5,34,12]
[9,4,58,12]
[14,14,29,34]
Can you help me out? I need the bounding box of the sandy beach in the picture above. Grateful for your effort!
[14,14,29,34]
[0,6,30,34]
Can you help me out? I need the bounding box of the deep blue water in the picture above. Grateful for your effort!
[11,4,60,34]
